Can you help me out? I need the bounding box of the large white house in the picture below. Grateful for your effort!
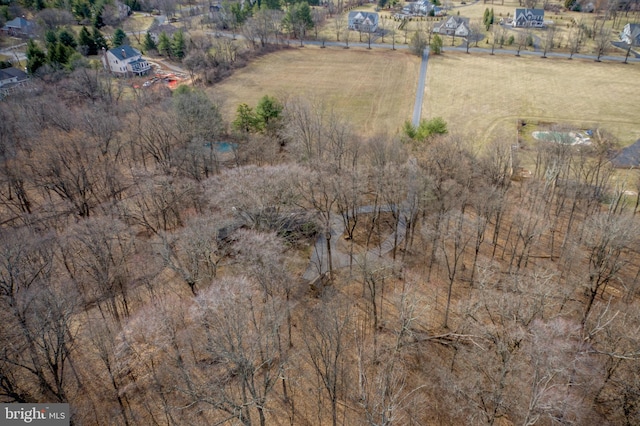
[348,11,379,33]
[433,16,470,37]
[101,45,151,77]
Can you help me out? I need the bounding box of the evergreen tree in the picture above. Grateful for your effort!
[230,2,249,25]
[262,0,280,10]
[78,26,97,55]
[112,28,129,47]
[72,0,92,20]
[26,39,46,74]
[283,2,313,39]
[92,27,108,51]
[233,103,259,133]
[157,31,171,56]
[93,4,104,28]
[171,31,185,59]
[123,0,140,11]
[143,32,157,51]
[255,95,283,131]
[58,29,77,48]
[49,42,72,68]
[45,29,58,46]
[430,33,443,54]
[483,8,490,31]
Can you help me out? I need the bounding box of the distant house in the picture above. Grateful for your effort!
[0,67,29,97]
[0,17,35,37]
[348,11,379,33]
[403,0,434,15]
[620,23,640,45]
[433,16,470,37]
[101,45,151,76]
[513,8,544,28]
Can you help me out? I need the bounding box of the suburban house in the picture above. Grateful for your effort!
[512,8,544,28]
[348,11,379,33]
[101,45,151,77]
[433,16,470,37]
[0,17,35,37]
[403,0,434,15]
[0,67,28,97]
[620,23,640,45]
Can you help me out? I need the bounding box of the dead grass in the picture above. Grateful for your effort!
[209,36,640,146]
[423,52,640,145]
[210,46,420,137]
[123,12,156,33]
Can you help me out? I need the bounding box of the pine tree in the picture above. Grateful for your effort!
[430,33,443,54]
[78,26,97,55]
[157,32,171,56]
[93,4,104,28]
[58,29,77,48]
[92,27,108,51]
[112,28,128,47]
[171,31,185,59]
[143,32,157,51]
[483,8,490,31]
[26,39,46,74]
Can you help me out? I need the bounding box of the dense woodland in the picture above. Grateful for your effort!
[1,70,640,426]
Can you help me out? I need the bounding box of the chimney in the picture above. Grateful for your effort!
[121,48,126,58]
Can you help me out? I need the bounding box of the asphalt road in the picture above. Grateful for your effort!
[412,47,430,127]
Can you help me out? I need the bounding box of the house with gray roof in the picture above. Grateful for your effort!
[513,9,544,28]
[101,45,151,76]
[433,16,470,37]
[620,23,640,45]
[348,11,379,33]
[1,17,35,37]
[0,67,29,97]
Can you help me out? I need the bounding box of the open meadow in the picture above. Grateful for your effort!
[210,46,420,137]
[211,44,640,146]
[423,52,640,145]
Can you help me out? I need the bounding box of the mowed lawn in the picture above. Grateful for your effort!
[423,53,640,144]
[211,46,420,137]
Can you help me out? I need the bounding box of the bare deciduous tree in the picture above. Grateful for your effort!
[303,296,353,426]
